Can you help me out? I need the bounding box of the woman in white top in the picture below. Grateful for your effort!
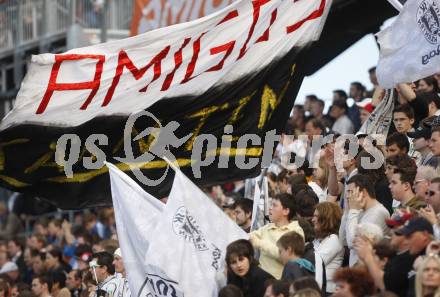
[312,202,344,295]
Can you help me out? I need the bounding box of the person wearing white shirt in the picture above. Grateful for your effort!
[339,174,390,266]
[330,100,354,135]
[90,252,119,297]
[312,202,344,295]
[112,249,131,297]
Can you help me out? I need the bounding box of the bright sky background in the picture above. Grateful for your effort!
[294,17,397,111]
[295,34,378,109]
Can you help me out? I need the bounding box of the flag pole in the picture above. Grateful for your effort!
[386,0,403,12]
[258,168,270,224]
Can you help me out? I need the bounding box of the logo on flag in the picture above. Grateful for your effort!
[172,206,209,251]
[417,0,440,44]
[138,265,184,297]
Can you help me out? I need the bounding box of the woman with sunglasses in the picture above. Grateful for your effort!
[226,239,274,297]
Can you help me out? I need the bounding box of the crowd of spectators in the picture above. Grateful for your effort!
[3,67,440,297]
[215,68,440,297]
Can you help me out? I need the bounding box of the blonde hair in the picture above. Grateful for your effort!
[415,255,440,297]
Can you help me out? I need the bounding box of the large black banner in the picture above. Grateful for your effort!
[0,48,304,209]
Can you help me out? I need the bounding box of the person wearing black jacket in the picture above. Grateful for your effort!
[226,239,274,297]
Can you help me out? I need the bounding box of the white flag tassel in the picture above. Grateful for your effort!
[376,0,440,88]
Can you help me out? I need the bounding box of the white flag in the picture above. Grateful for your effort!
[376,0,440,88]
[108,162,248,297]
[107,162,164,295]
[143,169,248,297]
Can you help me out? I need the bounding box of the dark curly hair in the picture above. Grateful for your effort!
[333,267,375,297]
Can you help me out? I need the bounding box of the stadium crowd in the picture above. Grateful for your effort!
[2,67,440,297]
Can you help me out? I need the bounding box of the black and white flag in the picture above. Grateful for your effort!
[108,162,247,297]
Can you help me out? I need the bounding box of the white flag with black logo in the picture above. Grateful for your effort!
[141,168,248,297]
[376,0,440,88]
[109,161,248,297]
[107,162,165,296]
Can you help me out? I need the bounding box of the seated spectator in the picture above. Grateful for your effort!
[333,267,375,297]
[415,254,440,297]
[264,280,290,297]
[226,239,274,297]
[277,232,314,282]
[250,194,304,279]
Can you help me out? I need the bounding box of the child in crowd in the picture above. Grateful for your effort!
[277,231,315,282]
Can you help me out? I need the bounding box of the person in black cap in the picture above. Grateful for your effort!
[395,217,433,256]
[407,125,438,167]
[396,217,435,297]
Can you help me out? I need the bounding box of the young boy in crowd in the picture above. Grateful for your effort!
[277,231,315,282]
